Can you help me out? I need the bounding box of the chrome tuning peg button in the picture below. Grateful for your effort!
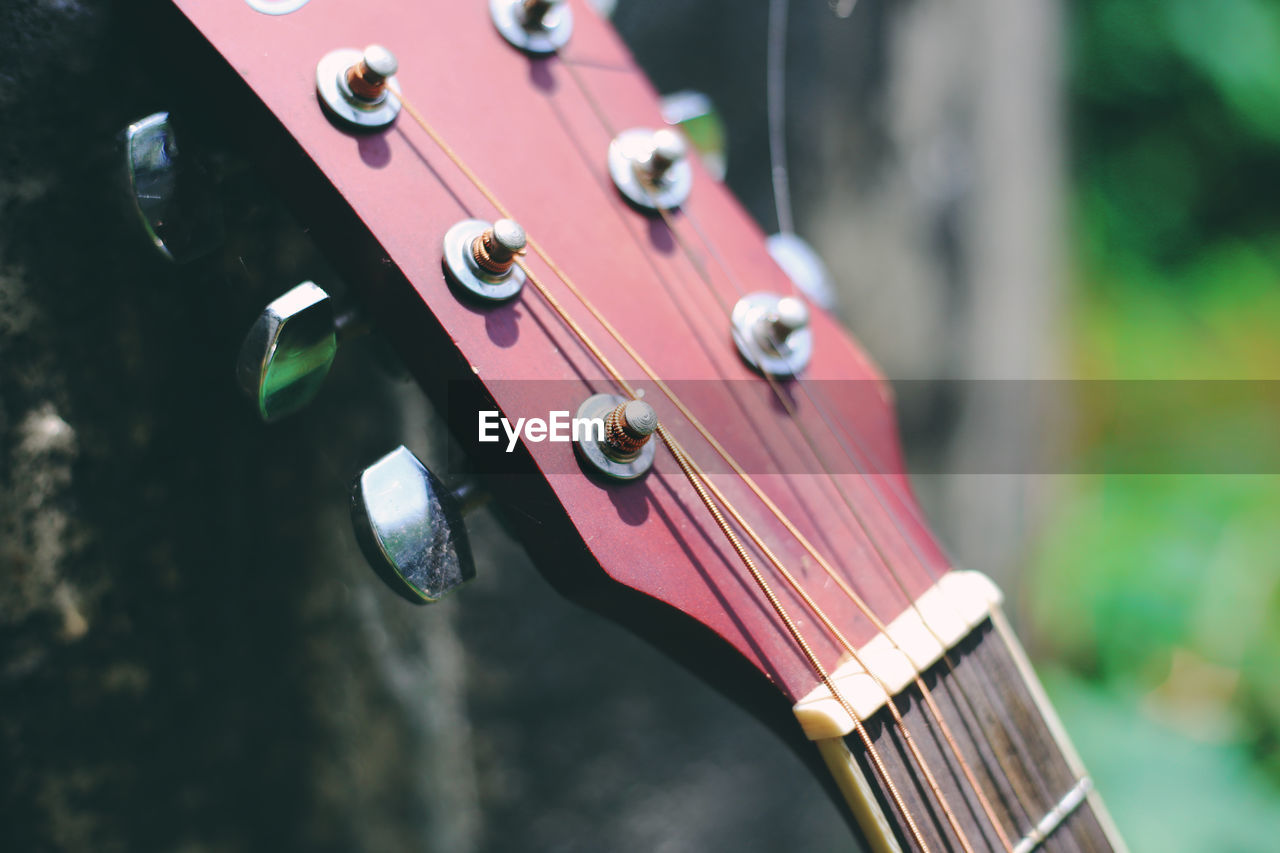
[491,0,574,55]
[731,292,813,378]
[660,90,727,181]
[120,111,224,263]
[765,233,837,310]
[351,446,478,604]
[236,282,339,422]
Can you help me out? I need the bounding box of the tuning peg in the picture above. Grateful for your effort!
[236,282,343,422]
[237,281,409,422]
[765,232,837,310]
[660,90,726,181]
[351,446,479,604]
[119,111,224,263]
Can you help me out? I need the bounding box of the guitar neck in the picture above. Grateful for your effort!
[816,610,1127,853]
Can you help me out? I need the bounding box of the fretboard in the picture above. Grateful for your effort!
[828,616,1126,853]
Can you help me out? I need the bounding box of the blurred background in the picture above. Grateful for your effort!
[1023,1,1280,848]
[2,0,1277,850]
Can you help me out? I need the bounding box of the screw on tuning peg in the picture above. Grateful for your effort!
[351,446,479,604]
[119,112,225,263]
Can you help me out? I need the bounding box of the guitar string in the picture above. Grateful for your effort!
[677,202,1056,842]
[492,73,988,844]
[391,90,935,853]
[383,32,1052,853]
[759,0,992,650]
[529,51,1008,845]
[728,3,1059,812]
[549,42,1011,847]
[504,149,974,843]
[507,226,941,853]
[733,0,1035,756]
[402,41,1041,845]
[674,204,1061,839]
[767,0,795,236]
[556,53,1014,850]
[536,59,987,852]
[678,170,1062,843]
[655,202,1000,853]
[417,55,974,845]
[662,0,1054,822]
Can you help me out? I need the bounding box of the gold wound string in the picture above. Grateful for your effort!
[556,57,1015,849]
[391,91,937,853]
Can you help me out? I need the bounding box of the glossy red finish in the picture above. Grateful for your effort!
[168,0,952,703]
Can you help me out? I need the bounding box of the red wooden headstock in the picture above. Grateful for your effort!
[153,0,953,708]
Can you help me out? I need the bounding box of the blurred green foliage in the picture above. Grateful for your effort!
[1028,1,1280,848]
[1072,0,1280,277]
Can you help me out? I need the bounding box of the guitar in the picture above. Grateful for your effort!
[125,1,1129,850]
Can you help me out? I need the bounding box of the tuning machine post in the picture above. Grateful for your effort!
[443,217,528,303]
[316,44,402,131]
[491,0,574,55]
[608,127,693,212]
[731,292,813,378]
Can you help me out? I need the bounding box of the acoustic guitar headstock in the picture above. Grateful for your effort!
[131,0,955,712]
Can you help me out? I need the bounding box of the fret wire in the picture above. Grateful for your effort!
[390,91,936,853]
